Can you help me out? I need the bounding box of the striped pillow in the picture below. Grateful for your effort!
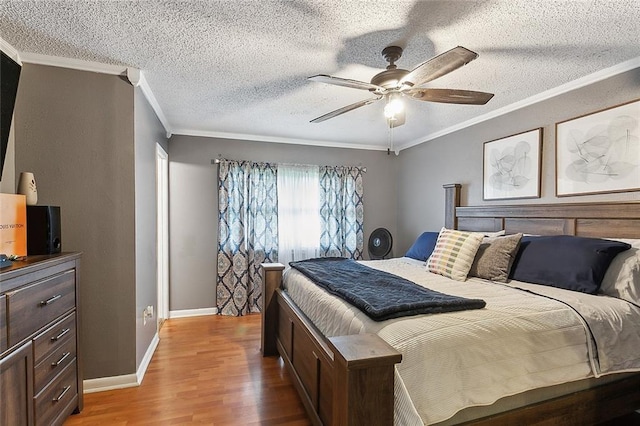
[427,228,484,281]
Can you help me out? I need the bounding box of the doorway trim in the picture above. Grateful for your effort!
[156,144,169,326]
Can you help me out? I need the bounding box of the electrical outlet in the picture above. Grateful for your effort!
[142,305,154,326]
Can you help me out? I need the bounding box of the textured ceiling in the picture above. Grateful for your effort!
[1,1,639,151]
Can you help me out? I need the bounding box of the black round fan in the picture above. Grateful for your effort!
[368,228,393,259]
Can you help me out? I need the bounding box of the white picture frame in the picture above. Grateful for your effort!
[556,98,640,197]
[483,128,542,200]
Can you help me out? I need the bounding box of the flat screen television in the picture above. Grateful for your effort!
[1,51,22,180]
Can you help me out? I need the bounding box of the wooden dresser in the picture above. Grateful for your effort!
[0,253,82,426]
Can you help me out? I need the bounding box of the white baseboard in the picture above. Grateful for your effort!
[83,374,139,394]
[137,332,160,384]
[169,307,217,318]
[83,332,160,394]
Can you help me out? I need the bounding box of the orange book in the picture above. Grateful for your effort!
[0,193,27,257]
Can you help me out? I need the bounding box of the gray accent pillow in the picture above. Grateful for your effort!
[469,233,523,283]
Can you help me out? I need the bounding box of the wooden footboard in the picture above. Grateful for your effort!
[261,263,402,426]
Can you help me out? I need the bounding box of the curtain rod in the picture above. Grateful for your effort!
[211,157,366,173]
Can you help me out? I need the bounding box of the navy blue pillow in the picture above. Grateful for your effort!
[405,232,439,261]
[510,235,631,294]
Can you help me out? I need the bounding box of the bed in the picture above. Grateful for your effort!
[260,183,640,425]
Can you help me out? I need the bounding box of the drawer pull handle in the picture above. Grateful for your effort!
[40,294,62,306]
[51,328,71,341]
[52,352,71,367]
[53,385,71,403]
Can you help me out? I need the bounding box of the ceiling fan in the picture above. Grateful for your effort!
[308,46,494,128]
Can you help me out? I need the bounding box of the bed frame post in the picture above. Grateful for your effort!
[261,263,285,356]
[443,183,461,229]
[329,334,402,425]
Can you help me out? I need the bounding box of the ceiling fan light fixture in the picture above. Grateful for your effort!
[384,94,404,119]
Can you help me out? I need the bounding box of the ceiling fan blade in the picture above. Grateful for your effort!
[308,74,384,92]
[406,88,494,105]
[310,97,381,123]
[400,46,479,87]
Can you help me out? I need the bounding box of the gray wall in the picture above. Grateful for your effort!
[396,67,640,255]
[168,136,398,311]
[15,64,137,379]
[133,88,168,367]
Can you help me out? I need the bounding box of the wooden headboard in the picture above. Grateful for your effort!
[444,184,640,239]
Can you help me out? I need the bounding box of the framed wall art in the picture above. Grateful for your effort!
[483,128,542,200]
[556,98,640,197]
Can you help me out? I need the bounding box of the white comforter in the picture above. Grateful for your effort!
[283,257,640,425]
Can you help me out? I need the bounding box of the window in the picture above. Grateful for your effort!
[277,164,320,267]
[217,160,364,315]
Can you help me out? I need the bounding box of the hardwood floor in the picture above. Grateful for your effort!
[64,314,311,425]
[63,313,640,425]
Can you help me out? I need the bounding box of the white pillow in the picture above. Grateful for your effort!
[483,230,506,238]
[600,238,640,304]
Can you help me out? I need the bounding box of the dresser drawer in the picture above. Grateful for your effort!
[7,270,75,346]
[0,295,6,353]
[34,336,76,393]
[34,359,77,426]
[32,313,76,366]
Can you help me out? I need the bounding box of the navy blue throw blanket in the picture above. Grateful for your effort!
[289,258,486,321]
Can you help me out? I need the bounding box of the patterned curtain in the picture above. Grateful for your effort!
[217,160,278,316]
[319,166,365,259]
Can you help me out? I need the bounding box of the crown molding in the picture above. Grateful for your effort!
[397,55,640,152]
[0,37,21,64]
[135,70,172,135]
[18,51,128,75]
[172,128,387,152]
[126,67,141,86]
